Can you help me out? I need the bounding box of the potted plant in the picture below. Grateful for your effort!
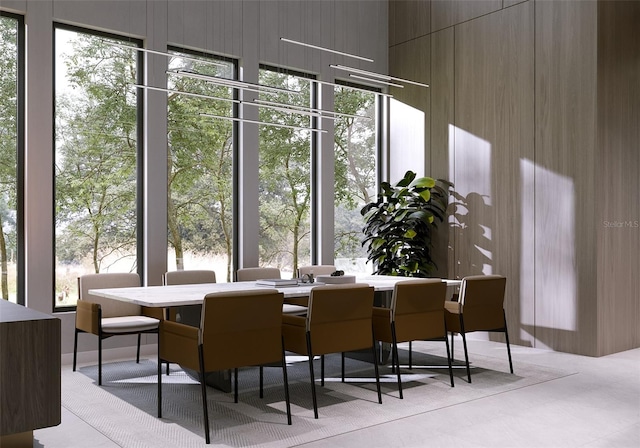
[361,170,452,276]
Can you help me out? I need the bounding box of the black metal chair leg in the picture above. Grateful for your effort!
[73,329,79,372]
[391,343,396,374]
[391,323,403,399]
[504,311,514,374]
[409,340,412,369]
[157,356,163,418]
[260,366,264,398]
[198,345,210,444]
[306,332,318,419]
[321,354,325,387]
[157,329,162,418]
[136,333,141,363]
[166,362,170,376]
[234,368,239,403]
[444,321,454,387]
[371,334,382,404]
[450,331,455,359]
[459,315,471,383]
[281,340,292,425]
[98,336,103,386]
[341,352,345,382]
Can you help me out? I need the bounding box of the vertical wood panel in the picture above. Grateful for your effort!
[389,0,431,46]
[535,0,598,355]
[431,0,502,33]
[51,0,146,37]
[430,27,455,279]
[455,1,534,346]
[389,35,430,181]
[596,0,640,355]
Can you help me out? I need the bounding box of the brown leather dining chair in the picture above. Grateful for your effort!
[161,269,218,373]
[296,265,336,278]
[444,275,513,383]
[157,289,291,444]
[163,269,217,286]
[235,267,281,282]
[73,273,160,386]
[282,283,382,419]
[372,279,454,399]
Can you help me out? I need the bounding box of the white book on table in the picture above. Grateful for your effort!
[255,278,299,287]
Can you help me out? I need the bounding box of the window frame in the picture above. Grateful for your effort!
[0,11,25,305]
[52,23,143,311]
[332,79,382,269]
[166,46,238,281]
[257,64,318,272]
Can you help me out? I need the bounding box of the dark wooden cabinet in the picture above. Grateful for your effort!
[0,300,61,441]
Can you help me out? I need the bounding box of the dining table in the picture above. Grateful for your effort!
[89,275,461,391]
[89,275,461,308]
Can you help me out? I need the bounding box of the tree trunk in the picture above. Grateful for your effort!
[0,217,8,300]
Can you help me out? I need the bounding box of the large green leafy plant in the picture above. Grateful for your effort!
[361,171,451,276]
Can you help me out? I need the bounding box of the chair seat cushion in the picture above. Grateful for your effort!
[102,316,159,333]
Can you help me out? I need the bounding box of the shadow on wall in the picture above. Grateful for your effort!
[450,191,494,277]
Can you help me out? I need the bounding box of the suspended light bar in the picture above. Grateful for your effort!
[330,64,429,88]
[349,74,405,89]
[309,78,393,98]
[168,70,301,95]
[280,37,374,63]
[132,84,240,103]
[200,113,328,133]
[107,41,228,68]
[251,101,335,120]
[132,85,349,121]
[253,99,372,120]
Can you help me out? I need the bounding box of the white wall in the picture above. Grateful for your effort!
[3,0,389,356]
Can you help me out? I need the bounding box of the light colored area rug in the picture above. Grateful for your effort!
[63,342,573,447]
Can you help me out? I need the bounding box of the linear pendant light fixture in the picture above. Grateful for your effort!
[135,84,332,120]
[331,64,429,88]
[107,41,228,68]
[200,113,328,134]
[280,37,374,63]
[309,79,394,99]
[168,69,301,95]
[253,99,371,120]
[132,84,241,104]
[348,74,405,89]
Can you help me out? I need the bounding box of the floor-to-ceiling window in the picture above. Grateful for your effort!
[54,26,141,307]
[0,12,23,304]
[258,67,315,277]
[333,83,378,274]
[166,49,235,282]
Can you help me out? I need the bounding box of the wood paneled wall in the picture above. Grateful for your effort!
[454,1,535,347]
[534,0,598,355]
[595,0,640,356]
[389,0,640,356]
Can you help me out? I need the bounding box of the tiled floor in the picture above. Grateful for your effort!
[35,339,640,447]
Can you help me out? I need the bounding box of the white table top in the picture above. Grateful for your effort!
[89,275,461,308]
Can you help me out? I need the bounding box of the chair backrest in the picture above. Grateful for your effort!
[459,275,507,331]
[199,289,284,370]
[297,265,336,277]
[306,284,375,355]
[163,269,217,285]
[391,279,447,341]
[78,273,141,318]
[235,267,281,282]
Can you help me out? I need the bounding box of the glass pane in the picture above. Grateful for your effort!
[258,69,312,278]
[167,51,235,282]
[0,16,19,302]
[333,85,377,274]
[54,29,139,307]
